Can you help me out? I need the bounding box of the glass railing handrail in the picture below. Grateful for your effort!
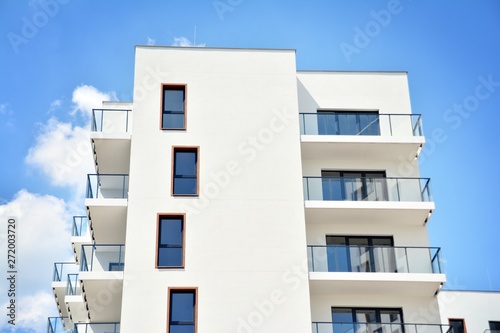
[91,109,131,133]
[80,244,125,272]
[308,245,441,250]
[47,317,75,333]
[86,173,129,176]
[312,321,452,333]
[299,112,422,116]
[66,273,80,295]
[74,322,120,333]
[303,176,432,202]
[85,174,129,199]
[308,245,442,273]
[304,176,430,180]
[72,215,88,237]
[299,112,423,137]
[53,262,78,282]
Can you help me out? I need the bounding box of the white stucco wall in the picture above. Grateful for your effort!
[120,47,311,333]
[439,290,500,332]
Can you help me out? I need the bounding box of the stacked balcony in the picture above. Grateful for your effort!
[300,107,445,331]
[49,104,131,331]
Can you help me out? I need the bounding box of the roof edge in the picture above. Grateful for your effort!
[135,45,296,53]
[297,69,408,74]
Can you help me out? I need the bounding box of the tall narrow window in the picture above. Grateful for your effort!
[449,319,466,333]
[162,85,186,129]
[157,215,184,268]
[172,147,199,196]
[168,289,197,333]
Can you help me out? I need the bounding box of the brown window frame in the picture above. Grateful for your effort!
[449,318,467,333]
[161,84,187,130]
[167,287,198,333]
[171,146,200,197]
[156,214,186,269]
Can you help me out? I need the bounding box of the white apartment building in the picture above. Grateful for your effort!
[48,46,500,333]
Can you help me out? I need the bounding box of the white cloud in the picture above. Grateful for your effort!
[147,37,156,46]
[0,190,73,332]
[172,36,206,47]
[25,85,118,196]
[25,118,94,195]
[71,84,117,118]
[1,291,56,332]
[0,103,9,115]
[49,99,62,113]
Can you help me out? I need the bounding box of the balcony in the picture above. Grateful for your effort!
[312,322,451,333]
[85,174,128,244]
[303,176,434,225]
[71,216,91,264]
[47,317,75,333]
[299,112,424,160]
[52,263,79,319]
[90,108,131,174]
[63,273,87,323]
[75,244,124,322]
[307,245,445,296]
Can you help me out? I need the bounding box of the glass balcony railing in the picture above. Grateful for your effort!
[91,109,131,133]
[86,174,129,199]
[299,112,423,137]
[72,216,88,237]
[53,262,78,282]
[74,323,120,333]
[312,322,451,333]
[80,244,125,272]
[66,273,81,296]
[307,245,442,274]
[303,176,432,202]
[47,317,75,333]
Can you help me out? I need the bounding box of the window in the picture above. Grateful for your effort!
[109,262,124,271]
[326,236,395,273]
[157,215,184,268]
[321,170,387,201]
[172,147,199,196]
[332,307,403,333]
[168,289,197,333]
[489,321,500,332]
[449,319,466,333]
[162,85,186,129]
[317,110,380,136]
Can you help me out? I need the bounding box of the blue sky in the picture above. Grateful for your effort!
[1,0,500,331]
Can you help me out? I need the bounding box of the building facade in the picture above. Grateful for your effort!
[48,46,500,333]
